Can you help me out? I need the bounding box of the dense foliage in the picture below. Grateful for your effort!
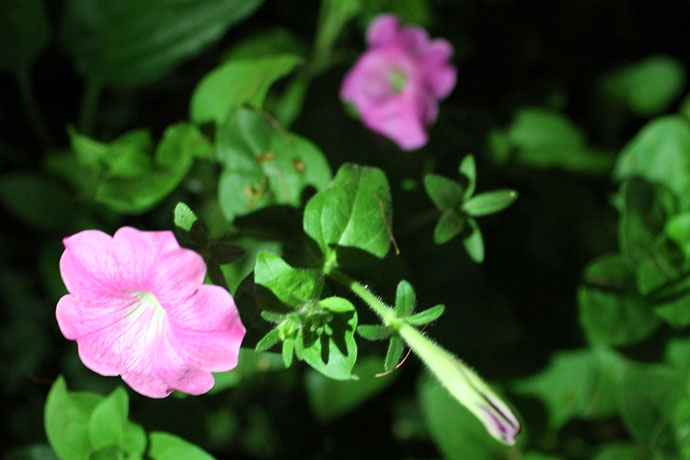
[3,1,690,459]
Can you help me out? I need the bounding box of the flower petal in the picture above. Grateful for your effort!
[400,26,430,56]
[121,372,173,398]
[366,14,400,47]
[172,328,245,372]
[56,294,137,340]
[112,227,180,288]
[167,285,243,332]
[150,248,206,307]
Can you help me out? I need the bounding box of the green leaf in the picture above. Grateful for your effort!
[405,304,445,326]
[173,202,198,232]
[384,336,404,372]
[458,155,476,199]
[148,432,215,460]
[88,387,128,451]
[45,376,104,460]
[254,252,323,307]
[619,363,684,453]
[578,254,661,346]
[217,108,331,221]
[0,0,50,73]
[615,116,690,210]
[463,218,485,263]
[0,173,73,231]
[305,355,397,421]
[418,372,509,460]
[298,296,358,380]
[255,328,281,353]
[190,55,300,124]
[463,190,518,217]
[520,454,560,460]
[60,0,264,88]
[209,349,284,393]
[433,210,465,245]
[601,55,686,116]
[424,174,464,211]
[303,163,393,262]
[356,324,392,341]
[511,348,626,432]
[395,280,415,318]
[358,0,431,27]
[281,337,295,368]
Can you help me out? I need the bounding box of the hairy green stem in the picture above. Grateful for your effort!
[16,67,53,148]
[326,269,396,325]
[326,267,521,445]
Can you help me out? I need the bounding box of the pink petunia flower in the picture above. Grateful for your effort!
[341,14,456,150]
[56,227,246,398]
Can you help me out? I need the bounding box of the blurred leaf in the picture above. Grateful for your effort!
[254,251,324,306]
[208,242,245,265]
[667,212,690,258]
[601,56,686,116]
[45,376,103,460]
[593,443,646,460]
[578,254,661,346]
[96,123,209,214]
[458,155,477,199]
[298,296,358,380]
[304,163,393,263]
[520,454,561,460]
[316,0,361,56]
[433,210,464,244]
[0,173,73,231]
[673,396,690,460]
[174,202,198,231]
[463,217,485,263]
[0,0,50,73]
[395,280,416,318]
[492,108,614,174]
[619,178,677,267]
[615,116,690,210]
[418,372,509,460]
[463,190,518,217]
[512,348,626,432]
[305,355,397,421]
[619,363,684,453]
[217,108,331,221]
[148,432,215,460]
[359,0,432,27]
[405,305,445,326]
[424,174,463,211]
[190,55,300,125]
[209,349,284,393]
[60,0,264,87]
[4,444,59,460]
[223,27,303,61]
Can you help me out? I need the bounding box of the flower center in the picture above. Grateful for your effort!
[132,291,167,340]
[388,68,407,93]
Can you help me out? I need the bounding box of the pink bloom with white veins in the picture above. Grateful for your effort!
[56,227,246,398]
[341,14,456,150]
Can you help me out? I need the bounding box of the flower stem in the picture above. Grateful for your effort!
[325,268,396,325]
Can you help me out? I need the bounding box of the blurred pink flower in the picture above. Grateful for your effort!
[341,14,456,150]
[56,227,245,398]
